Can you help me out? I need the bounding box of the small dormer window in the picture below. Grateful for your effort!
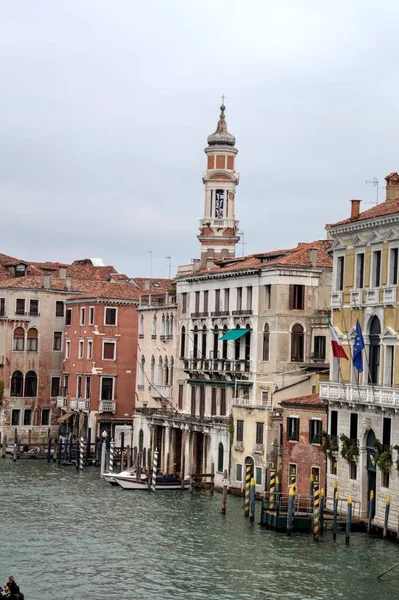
[15,264,27,278]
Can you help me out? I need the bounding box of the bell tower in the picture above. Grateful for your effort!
[198,102,240,266]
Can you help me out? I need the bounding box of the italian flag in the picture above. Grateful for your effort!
[329,323,348,360]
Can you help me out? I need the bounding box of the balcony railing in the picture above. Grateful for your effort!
[232,309,253,316]
[320,381,399,409]
[191,312,209,318]
[311,353,326,363]
[211,310,230,317]
[350,289,363,307]
[365,288,380,305]
[56,396,67,408]
[184,358,251,374]
[78,399,89,411]
[331,291,343,309]
[70,398,78,410]
[99,400,116,413]
[150,385,173,399]
[232,397,263,408]
[383,286,397,305]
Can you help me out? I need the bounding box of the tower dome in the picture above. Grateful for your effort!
[206,104,236,147]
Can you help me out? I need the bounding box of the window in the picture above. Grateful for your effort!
[89,306,95,325]
[350,413,358,442]
[224,288,230,311]
[255,467,262,486]
[27,328,38,352]
[217,442,224,473]
[287,417,299,441]
[24,371,37,397]
[291,324,304,362]
[138,356,145,389]
[311,466,320,484]
[13,327,25,351]
[222,325,228,359]
[77,375,83,398]
[51,377,60,397]
[211,387,217,416]
[263,324,270,361]
[199,386,205,417]
[309,419,322,444]
[256,422,264,445]
[220,387,226,416]
[103,341,116,360]
[0,297,5,317]
[11,371,23,397]
[65,339,71,359]
[85,375,91,399]
[87,339,93,360]
[180,326,186,358]
[384,345,395,386]
[201,326,207,358]
[105,307,117,325]
[262,390,270,407]
[215,289,221,312]
[55,301,64,317]
[246,286,252,310]
[101,377,114,400]
[203,291,209,313]
[236,419,244,442]
[178,385,184,410]
[349,461,357,480]
[66,309,72,326]
[191,386,196,416]
[236,463,243,482]
[150,355,155,384]
[313,335,326,360]
[15,298,25,315]
[389,248,399,285]
[41,409,50,426]
[195,291,200,313]
[64,375,69,395]
[23,409,32,426]
[152,315,157,338]
[336,256,344,291]
[78,339,84,359]
[372,250,382,288]
[383,417,391,447]
[265,284,271,309]
[53,332,62,351]
[80,307,86,325]
[289,285,304,310]
[29,299,39,316]
[330,411,338,438]
[356,253,365,289]
[213,325,219,358]
[182,293,187,314]
[289,463,297,486]
[12,409,21,426]
[139,314,144,339]
[236,287,242,310]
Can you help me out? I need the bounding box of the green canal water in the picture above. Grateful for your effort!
[0,460,398,600]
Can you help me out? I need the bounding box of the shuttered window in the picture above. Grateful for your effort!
[220,387,226,416]
[289,285,305,310]
[211,387,217,416]
[178,384,184,410]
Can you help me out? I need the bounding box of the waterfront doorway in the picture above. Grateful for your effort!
[366,429,376,519]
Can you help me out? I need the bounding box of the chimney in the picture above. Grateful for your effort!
[144,279,150,290]
[193,259,201,273]
[66,276,72,291]
[385,172,399,202]
[59,267,67,279]
[43,274,51,290]
[350,199,361,219]
[310,248,318,267]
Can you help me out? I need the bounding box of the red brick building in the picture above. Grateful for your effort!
[280,394,328,496]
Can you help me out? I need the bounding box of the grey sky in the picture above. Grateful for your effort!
[1,1,398,277]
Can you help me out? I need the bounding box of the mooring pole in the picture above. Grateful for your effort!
[47,437,52,464]
[383,494,390,539]
[320,488,325,535]
[109,439,114,473]
[249,477,256,522]
[79,437,84,471]
[313,481,320,542]
[345,496,352,545]
[100,437,106,476]
[269,467,276,510]
[244,464,251,518]
[287,485,294,535]
[221,469,228,515]
[151,449,158,492]
[367,489,374,534]
[333,487,338,542]
[309,473,314,499]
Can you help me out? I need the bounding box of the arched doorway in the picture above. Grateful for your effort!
[368,316,381,384]
[366,429,376,519]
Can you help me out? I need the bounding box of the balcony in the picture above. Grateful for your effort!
[383,286,397,306]
[319,381,399,409]
[364,288,380,305]
[78,399,89,411]
[232,398,263,409]
[56,396,67,409]
[211,310,230,317]
[191,312,209,319]
[70,398,78,410]
[184,358,251,375]
[150,385,173,399]
[350,289,363,307]
[232,309,253,316]
[99,400,116,413]
[331,291,343,309]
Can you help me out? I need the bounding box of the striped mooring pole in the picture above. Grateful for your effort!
[151,449,158,493]
[313,481,320,542]
[383,494,390,539]
[244,464,251,518]
[79,437,84,471]
[109,439,114,473]
[249,477,256,522]
[320,488,325,535]
[345,496,352,545]
[367,489,374,534]
[269,468,276,510]
[275,475,280,507]
[287,485,295,535]
[333,484,339,542]
[309,473,314,498]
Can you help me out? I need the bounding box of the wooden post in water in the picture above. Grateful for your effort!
[269,467,276,510]
[120,432,125,469]
[190,462,195,493]
[221,469,228,515]
[333,486,338,542]
[244,464,251,518]
[13,440,17,462]
[210,462,215,495]
[2,434,7,459]
[109,439,114,473]
[126,445,131,469]
[313,481,320,542]
[79,437,84,471]
[86,428,92,463]
[383,494,390,539]
[47,438,52,464]
[287,485,294,535]
[75,438,80,470]
[320,488,325,535]
[367,489,374,534]
[100,438,106,475]
[57,436,62,465]
[151,449,158,493]
[345,496,352,545]
[249,477,256,522]
[309,473,314,499]
[28,429,31,446]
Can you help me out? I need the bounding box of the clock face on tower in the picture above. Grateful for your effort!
[215,189,224,218]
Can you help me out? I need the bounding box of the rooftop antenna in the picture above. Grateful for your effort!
[147,250,152,280]
[221,94,226,104]
[238,231,247,257]
[365,177,379,205]
[165,256,172,279]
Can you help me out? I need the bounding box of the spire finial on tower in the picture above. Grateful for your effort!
[207,97,235,147]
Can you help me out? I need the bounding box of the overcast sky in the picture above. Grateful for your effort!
[1,1,398,277]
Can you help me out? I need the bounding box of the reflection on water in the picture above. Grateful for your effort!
[0,460,398,600]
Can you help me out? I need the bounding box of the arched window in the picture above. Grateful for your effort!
[218,442,224,473]
[152,315,157,338]
[13,327,25,351]
[235,325,241,360]
[213,325,219,359]
[193,326,199,359]
[169,315,174,339]
[222,324,228,359]
[24,370,37,397]
[158,356,163,385]
[165,315,169,338]
[369,316,381,384]
[11,370,23,397]
[139,314,144,338]
[291,324,304,362]
[263,324,270,361]
[202,326,207,358]
[138,429,144,452]
[170,357,174,385]
[161,315,165,338]
[245,323,251,362]
[150,355,155,384]
[27,327,38,352]
[180,326,186,358]
[138,356,145,388]
[164,356,169,386]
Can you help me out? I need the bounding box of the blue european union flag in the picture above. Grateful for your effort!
[353,319,365,373]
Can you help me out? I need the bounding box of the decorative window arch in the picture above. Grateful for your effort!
[263,324,270,361]
[193,325,199,359]
[13,327,25,351]
[235,325,241,360]
[157,356,163,385]
[368,315,381,385]
[180,326,186,358]
[213,325,219,359]
[202,325,207,358]
[25,370,37,397]
[27,327,38,352]
[161,314,165,337]
[11,370,23,397]
[138,356,145,388]
[169,356,174,385]
[139,314,144,338]
[169,315,174,339]
[291,323,304,362]
[222,324,228,359]
[218,442,224,473]
[152,315,157,337]
[165,315,169,338]
[164,356,169,385]
[150,355,155,384]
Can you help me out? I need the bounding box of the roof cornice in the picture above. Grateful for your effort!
[326,213,399,236]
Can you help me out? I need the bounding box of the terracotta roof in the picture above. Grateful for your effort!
[265,240,332,268]
[279,393,327,408]
[67,283,143,301]
[130,278,174,293]
[326,198,399,228]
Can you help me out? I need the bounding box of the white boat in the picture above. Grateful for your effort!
[115,474,190,491]
[102,467,136,485]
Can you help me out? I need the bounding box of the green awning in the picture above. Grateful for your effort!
[219,329,250,341]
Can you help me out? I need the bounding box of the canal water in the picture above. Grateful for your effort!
[0,460,398,600]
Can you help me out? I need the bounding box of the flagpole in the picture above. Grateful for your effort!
[352,297,376,403]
